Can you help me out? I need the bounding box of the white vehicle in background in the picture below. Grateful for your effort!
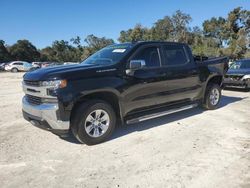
[63,62,79,65]
[32,62,42,68]
[5,61,32,72]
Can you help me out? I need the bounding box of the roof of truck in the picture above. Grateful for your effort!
[108,41,188,49]
[133,41,186,45]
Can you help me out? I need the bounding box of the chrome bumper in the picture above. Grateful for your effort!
[223,80,250,89]
[22,96,70,131]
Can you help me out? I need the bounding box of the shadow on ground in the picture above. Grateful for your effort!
[61,95,245,144]
[219,95,246,108]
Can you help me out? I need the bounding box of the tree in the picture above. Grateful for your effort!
[129,24,150,42]
[0,40,12,62]
[118,10,192,43]
[40,47,57,61]
[151,16,174,41]
[118,29,133,43]
[84,34,114,50]
[52,40,81,62]
[70,36,82,48]
[82,35,114,59]
[224,7,250,59]
[203,17,226,46]
[9,40,40,62]
[232,28,248,59]
[2,7,250,62]
[171,10,192,42]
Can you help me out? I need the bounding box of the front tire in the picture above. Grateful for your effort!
[11,68,18,73]
[71,100,116,145]
[203,84,221,110]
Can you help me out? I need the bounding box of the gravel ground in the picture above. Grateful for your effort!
[0,72,250,188]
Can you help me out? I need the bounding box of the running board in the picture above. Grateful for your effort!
[126,104,198,124]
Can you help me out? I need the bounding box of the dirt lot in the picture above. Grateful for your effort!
[0,72,249,188]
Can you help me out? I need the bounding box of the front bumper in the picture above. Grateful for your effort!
[223,78,250,89]
[5,67,11,71]
[22,96,70,134]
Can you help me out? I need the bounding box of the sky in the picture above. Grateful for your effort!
[0,0,249,49]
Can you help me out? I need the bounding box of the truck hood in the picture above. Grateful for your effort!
[227,68,250,75]
[23,63,117,81]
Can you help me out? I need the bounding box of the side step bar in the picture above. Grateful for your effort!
[126,103,198,124]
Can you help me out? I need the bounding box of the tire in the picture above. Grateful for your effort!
[71,100,116,145]
[11,68,18,73]
[203,83,221,110]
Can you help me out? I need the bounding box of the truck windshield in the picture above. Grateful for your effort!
[230,60,250,69]
[81,44,133,65]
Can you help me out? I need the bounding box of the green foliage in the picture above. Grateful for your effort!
[244,50,250,58]
[0,40,12,62]
[203,17,226,46]
[118,10,192,43]
[82,35,114,59]
[9,40,40,62]
[151,16,174,41]
[117,8,249,59]
[0,7,249,63]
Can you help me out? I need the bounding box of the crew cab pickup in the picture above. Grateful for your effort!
[22,42,228,145]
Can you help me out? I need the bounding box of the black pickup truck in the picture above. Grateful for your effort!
[22,42,228,145]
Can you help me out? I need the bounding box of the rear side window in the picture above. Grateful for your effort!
[241,61,250,69]
[162,45,188,66]
[13,63,23,65]
[133,47,160,67]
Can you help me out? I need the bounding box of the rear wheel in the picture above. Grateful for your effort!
[71,100,116,145]
[11,68,18,73]
[203,84,221,110]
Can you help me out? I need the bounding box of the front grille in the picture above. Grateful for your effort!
[24,80,40,87]
[26,95,42,105]
[225,75,244,81]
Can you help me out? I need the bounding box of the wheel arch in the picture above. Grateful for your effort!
[202,74,223,99]
[70,90,123,126]
[11,67,19,72]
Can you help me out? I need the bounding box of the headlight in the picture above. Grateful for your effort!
[242,75,250,80]
[41,79,67,88]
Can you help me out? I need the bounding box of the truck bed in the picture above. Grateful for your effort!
[196,57,229,75]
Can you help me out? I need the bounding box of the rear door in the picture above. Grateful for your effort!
[160,44,202,104]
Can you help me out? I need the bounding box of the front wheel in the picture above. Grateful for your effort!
[203,84,221,110]
[11,68,18,73]
[71,100,116,145]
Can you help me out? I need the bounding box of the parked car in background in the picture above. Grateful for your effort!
[40,62,61,68]
[63,62,79,65]
[40,62,50,68]
[0,62,9,71]
[223,59,250,89]
[32,62,42,68]
[5,61,32,72]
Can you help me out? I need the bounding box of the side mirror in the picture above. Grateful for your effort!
[129,60,146,70]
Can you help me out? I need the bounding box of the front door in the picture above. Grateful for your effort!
[122,45,168,115]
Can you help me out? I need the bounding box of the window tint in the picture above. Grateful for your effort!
[133,47,160,67]
[82,44,133,65]
[241,61,250,69]
[230,60,250,69]
[13,63,23,65]
[163,45,188,66]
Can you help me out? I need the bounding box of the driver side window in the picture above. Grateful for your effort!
[133,47,160,68]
